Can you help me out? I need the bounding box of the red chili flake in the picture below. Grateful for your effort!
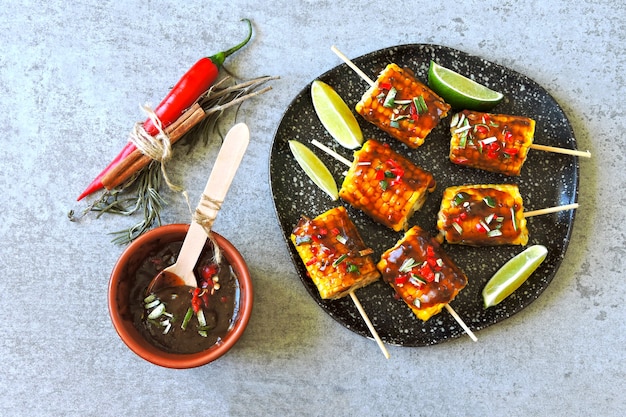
[503,130,514,142]
[375,169,385,180]
[503,148,519,156]
[419,264,435,282]
[409,102,419,121]
[379,82,392,90]
[306,257,318,266]
[483,114,491,124]
[395,275,409,285]
[475,125,489,135]
[331,227,340,236]
[386,158,400,169]
[201,264,219,281]
[318,228,328,236]
[191,287,202,313]
[426,246,436,258]
[390,167,404,178]
[476,222,487,233]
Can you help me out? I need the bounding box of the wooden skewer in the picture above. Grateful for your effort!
[529,144,591,158]
[524,203,579,217]
[445,304,477,342]
[349,291,390,359]
[331,45,592,160]
[331,45,375,86]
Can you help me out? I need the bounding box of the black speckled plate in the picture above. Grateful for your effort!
[269,44,579,346]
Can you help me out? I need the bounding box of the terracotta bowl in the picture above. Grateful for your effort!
[108,224,253,369]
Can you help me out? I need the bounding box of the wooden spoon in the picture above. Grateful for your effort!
[146,122,250,294]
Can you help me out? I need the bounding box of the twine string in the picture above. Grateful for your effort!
[128,105,190,212]
[193,193,224,263]
[129,105,182,193]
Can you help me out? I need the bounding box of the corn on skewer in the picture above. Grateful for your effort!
[437,184,579,246]
[332,46,451,149]
[291,206,389,358]
[449,111,590,177]
[378,226,477,341]
[314,139,436,231]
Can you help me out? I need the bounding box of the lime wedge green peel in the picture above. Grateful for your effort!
[482,245,548,308]
[311,80,363,149]
[289,140,339,200]
[428,61,504,110]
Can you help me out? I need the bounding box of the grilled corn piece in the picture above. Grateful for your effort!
[377,226,468,321]
[291,206,380,299]
[339,139,436,231]
[355,63,451,148]
[436,184,528,246]
[449,110,535,176]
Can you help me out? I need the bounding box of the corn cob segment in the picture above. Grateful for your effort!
[355,63,451,148]
[449,110,535,176]
[377,226,468,322]
[339,139,436,232]
[436,184,528,246]
[291,206,380,300]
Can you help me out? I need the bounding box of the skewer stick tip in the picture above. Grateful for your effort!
[445,304,478,342]
[349,291,390,359]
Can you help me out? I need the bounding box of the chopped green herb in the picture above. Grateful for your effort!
[399,257,419,273]
[295,235,312,245]
[333,253,348,267]
[181,307,194,330]
[383,87,397,107]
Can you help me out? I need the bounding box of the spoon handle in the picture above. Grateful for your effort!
[175,123,250,285]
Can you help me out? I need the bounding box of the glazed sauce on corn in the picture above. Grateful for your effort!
[356,64,450,148]
[339,140,435,231]
[379,229,467,311]
[441,188,523,245]
[449,110,535,176]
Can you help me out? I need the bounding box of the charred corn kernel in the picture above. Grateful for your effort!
[291,206,380,299]
[339,139,436,231]
[355,63,451,148]
[449,110,535,176]
[377,226,468,321]
[436,184,528,246]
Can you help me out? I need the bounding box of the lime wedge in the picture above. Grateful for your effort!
[482,245,548,308]
[311,80,363,149]
[428,61,504,110]
[289,140,339,200]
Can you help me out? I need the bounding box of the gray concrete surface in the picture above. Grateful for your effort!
[1,0,624,415]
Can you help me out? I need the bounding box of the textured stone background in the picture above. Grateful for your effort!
[1,1,624,416]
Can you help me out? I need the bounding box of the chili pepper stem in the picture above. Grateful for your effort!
[208,19,253,67]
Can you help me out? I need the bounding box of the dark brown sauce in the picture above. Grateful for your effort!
[128,241,240,354]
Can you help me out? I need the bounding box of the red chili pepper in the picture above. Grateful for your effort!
[379,82,392,90]
[77,19,253,200]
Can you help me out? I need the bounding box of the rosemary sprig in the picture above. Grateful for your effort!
[69,74,277,245]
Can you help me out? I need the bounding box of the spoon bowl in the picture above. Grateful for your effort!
[146,122,249,294]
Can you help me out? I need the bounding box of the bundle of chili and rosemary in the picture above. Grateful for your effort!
[69,19,277,244]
